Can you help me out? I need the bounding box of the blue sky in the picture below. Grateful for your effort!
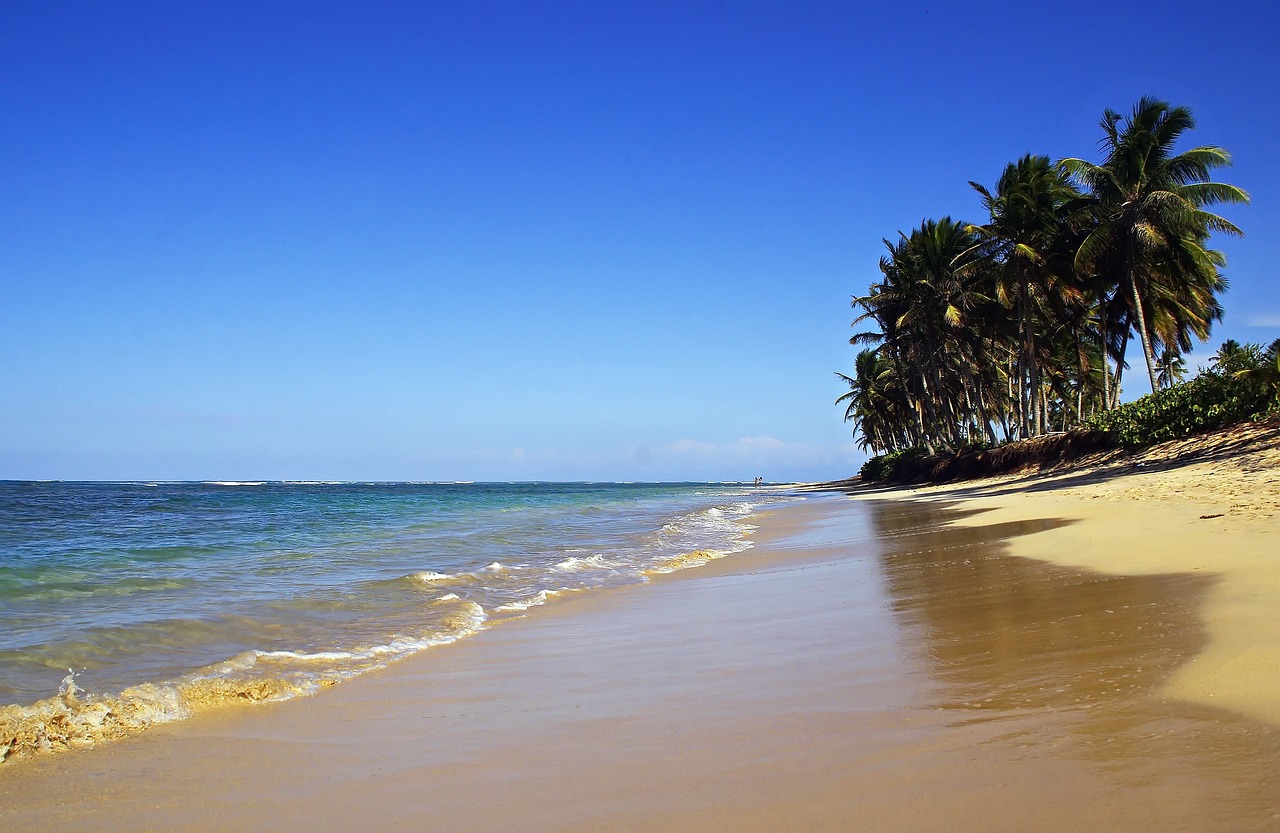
[3,1,1277,482]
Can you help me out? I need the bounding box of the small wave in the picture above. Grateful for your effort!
[645,549,727,574]
[409,570,469,586]
[253,649,363,663]
[204,481,266,487]
[0,600,488,765]
[553,554,610,572]
[495,589,567,612]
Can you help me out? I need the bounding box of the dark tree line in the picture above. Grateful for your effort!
[839,98,1249,454]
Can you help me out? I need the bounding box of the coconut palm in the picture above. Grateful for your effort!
[836,349,904,453]
[849,218,994,452]
[1233,339,1280,399]
[1156,348,1187,388]
[1061,97,1249,394]
[852,250,923,450]
[966,154,1084,436]
[1208,339,1257,374]
[887,217,991,451]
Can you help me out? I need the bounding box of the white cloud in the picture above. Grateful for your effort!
[731,435,788,451]
[663,438,719,455]
[651,435,863,481]
[430,437,862,483]
[664,436,790,456]
[1243,313,1280,328]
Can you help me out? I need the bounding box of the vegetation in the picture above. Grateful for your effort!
[858,430,1114,485]
[1084,338,1279,447]
[856,339,1280,483]
[840,97,1254,458]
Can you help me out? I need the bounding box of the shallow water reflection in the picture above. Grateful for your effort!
[866,498,1280,820]
[870,501,1207,715]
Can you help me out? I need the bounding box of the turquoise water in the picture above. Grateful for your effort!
[0,481,795,758]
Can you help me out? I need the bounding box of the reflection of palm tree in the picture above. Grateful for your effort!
[863,499,1213,719]
[1062,97,1248,394]
[1156,348,1186,389]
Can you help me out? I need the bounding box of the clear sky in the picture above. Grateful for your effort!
[3,1,1277,482]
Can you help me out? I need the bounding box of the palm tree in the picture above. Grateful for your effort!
[836,349,904,453]
[887,217,990,451]
[1156,348,1187,388]
[850,218,992,452]
[1209,338,1266,375]
[1061,97,1249,394]
[965,154,1084,437]
[852,252,923,450]
[1233,339,1280,398]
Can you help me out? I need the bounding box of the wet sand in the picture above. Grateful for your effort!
[869,418,1280,727]
[3,490,1280,830]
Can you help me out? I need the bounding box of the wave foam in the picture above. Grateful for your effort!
[0,600,488,766]
[553,554,610,572]
[495,589,566,612]
[646,549,728,574]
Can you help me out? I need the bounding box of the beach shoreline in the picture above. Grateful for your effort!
[3,435,1280,829]
[848,418,1280,727]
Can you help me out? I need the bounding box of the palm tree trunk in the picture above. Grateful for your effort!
[1022,287,1040,438]
[1111,333,1129,409]
[919,334,950,452]
[886,343,925,449]
[1129,273,1161,393]
[1075,321,1088,425]
[1099,298,1111,410]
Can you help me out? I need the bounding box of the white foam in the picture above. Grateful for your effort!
[495,589,562,611]
[255,649,359,663]
[553,554,609,572]
[411,570,459,584]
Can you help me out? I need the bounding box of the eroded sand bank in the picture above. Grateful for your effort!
[2,466,1279,830]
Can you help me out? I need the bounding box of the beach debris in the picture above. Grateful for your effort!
[1199,513,1225,519]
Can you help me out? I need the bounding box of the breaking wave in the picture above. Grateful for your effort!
[0,598,486,763]
[0,482,800,766]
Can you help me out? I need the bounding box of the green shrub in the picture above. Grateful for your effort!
[859,447,928,482]
[1083,371,1275,448]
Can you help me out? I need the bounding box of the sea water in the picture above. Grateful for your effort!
[0,481,797,760]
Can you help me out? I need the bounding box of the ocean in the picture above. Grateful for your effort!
[0,480,797,760]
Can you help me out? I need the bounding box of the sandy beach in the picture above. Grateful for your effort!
[3,424,1280,830]
[865,417,1280,726]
